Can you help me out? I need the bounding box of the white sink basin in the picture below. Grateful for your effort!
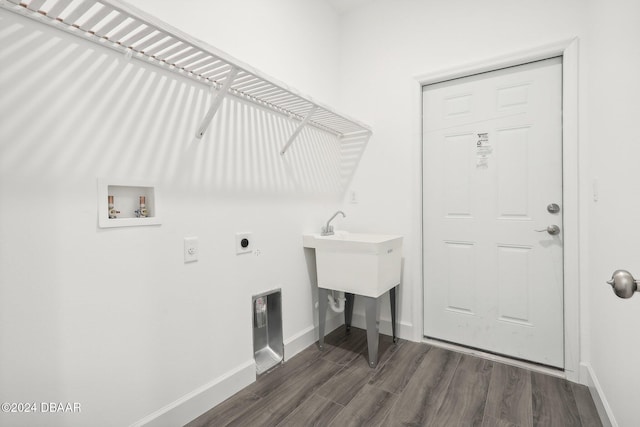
[303,231,403,298]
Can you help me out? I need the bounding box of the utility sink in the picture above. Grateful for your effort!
[303,231,403,298]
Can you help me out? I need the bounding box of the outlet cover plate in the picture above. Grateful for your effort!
[184,237,198,263]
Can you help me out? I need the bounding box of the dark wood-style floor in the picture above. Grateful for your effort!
[186,326,602,427]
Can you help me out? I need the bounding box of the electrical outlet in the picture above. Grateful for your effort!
[184,237,198,263]
[236,232,253,254]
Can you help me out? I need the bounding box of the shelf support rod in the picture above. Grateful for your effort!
[280,106,318,155]
[195,66,239,139]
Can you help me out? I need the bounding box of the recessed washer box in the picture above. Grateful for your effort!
[236,232,253,254]
[97,178,161,228]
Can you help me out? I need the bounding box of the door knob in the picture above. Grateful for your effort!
[606,270,639,299]
[535,225,560,235]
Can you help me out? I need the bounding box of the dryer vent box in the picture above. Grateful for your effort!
[252,289,283,375]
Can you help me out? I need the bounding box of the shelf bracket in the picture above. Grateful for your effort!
[195,66,239,139]
[280,106,318,155]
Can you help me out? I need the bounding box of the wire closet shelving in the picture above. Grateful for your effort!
[1,0,372,154]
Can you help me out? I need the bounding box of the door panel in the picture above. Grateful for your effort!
[445,241,477,314]
[444,133,474,216]
[497,127,530,217]
[423,57,564,368]
[497,244,532,324]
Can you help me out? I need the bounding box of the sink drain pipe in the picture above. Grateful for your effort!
[328,290,346,313]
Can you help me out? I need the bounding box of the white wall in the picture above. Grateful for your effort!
[0,1,347,426]
[585,0,640,425]
[129,0,341,107]
[3,0,639,425]
[336,0,639,425]
[335,0,587,342]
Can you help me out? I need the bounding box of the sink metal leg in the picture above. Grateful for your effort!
[390,286,398,343]
[318,287,328,351]
[363,296,380,368]
[344,292,355,332]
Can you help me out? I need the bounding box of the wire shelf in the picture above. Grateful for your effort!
[2,0,372,148]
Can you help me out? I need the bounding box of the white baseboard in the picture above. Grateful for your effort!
[130,360,256,427]
[351,312,413,340]
[284,314,344,361]
[131,313,403,427]
[284,312,413,363]
[581,362,616,427]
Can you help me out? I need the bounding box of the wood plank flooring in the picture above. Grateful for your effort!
[186,327,602,427]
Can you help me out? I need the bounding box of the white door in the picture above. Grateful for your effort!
[422,58,564,368]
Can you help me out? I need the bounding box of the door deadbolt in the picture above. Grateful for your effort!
[535,225,560,235]
[547,203,560,214]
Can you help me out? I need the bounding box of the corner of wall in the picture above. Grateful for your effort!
[581,362,616,427]
[350,312,413,341]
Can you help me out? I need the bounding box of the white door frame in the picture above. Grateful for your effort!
[413,38,581,382]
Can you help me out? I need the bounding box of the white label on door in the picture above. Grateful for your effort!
[476,132,492,167]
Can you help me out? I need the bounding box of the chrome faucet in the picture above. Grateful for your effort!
[322,211,345,236]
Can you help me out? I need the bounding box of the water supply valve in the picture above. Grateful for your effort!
[108,195,120,219]
[606,270,639,299]
[134,196,148,218]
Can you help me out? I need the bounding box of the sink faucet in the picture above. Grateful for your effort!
[322,211,345,236]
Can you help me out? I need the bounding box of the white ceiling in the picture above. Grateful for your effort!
[324,0,375,15]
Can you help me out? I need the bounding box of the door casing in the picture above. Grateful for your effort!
[413,38,581,382]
